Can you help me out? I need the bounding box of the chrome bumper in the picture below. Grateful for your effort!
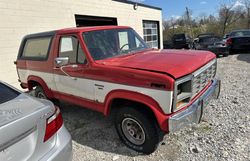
[168,79,221,132]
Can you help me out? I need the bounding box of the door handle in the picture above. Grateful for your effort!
[71,64,78,68]
[60,65,77,80]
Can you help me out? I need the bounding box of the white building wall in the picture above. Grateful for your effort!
[0,0,162,88]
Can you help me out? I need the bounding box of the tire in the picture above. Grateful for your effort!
[115,107,159,154]
[229,48,234,55]
[34,86,61,106]
[34,86,47,99]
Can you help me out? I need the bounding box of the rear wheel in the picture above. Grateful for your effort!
[115,107,159,154]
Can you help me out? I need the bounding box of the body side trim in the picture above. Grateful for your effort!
[18,69,173,114]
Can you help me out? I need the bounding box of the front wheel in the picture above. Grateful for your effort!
[34,86,47,99]
[115,107,159,154]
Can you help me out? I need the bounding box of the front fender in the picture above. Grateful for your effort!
[27,75,54,99]
[104,89,169,131]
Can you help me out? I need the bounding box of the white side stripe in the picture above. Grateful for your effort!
[18,69,173,114]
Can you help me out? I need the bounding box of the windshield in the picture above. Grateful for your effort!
[82,28,149,60]
[172,34,185,41]
[199,36,221,43]
[0,83,20,104]
[231,30,250,37]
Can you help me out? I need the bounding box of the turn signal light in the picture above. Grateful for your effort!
[176,101,185,109]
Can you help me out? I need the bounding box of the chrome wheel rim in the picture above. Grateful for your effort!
[37,92,46,99]
[121,118,145,145]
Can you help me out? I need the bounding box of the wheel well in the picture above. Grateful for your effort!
[110,98,158,125]
[28,80,40,90]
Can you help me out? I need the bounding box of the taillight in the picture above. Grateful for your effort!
[44,106,63,142]
[226,38,232,45]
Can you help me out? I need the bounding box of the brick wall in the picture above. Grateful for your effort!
[0,0,162,88]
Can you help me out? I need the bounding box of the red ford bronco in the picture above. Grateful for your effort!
[16,26,220,154]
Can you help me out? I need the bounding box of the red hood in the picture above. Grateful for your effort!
[96,49,216,79]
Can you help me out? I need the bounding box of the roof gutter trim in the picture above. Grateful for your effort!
[112,0,162,11]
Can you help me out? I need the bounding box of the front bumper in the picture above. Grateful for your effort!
[168,79,220,132]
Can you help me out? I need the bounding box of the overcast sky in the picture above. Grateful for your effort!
[134,0,245,20]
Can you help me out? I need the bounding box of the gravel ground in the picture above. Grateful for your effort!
[60,54,250,161]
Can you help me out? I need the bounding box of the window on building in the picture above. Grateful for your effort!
[143,21,159,48]
[59,36,87,64]
[22,37,52,59]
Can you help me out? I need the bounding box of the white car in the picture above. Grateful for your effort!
[0,81,72,161]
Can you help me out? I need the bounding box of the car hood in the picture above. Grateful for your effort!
[96,49,216,79]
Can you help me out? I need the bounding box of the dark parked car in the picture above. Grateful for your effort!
[207,40,229,57]
[196,33,215,38]
[163,40,173,49]
[171,33,192,49]
[193,35,229,57]
[226,29,250,54]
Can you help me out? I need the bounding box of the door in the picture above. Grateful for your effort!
[53,35,94,100]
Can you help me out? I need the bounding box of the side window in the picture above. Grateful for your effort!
[59,36,87,64]
[135,37,143,48]
[118,31,143,52]
[22,37,51,59]
[118,31,129,50]
[77,43,86,64]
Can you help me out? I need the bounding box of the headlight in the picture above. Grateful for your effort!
[172,75,193,112]
[172,59,217,112]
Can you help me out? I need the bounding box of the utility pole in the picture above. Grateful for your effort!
[185,7,194,38]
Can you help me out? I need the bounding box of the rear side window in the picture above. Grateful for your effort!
[0,83,20,104]
[22,37,52,59]
[173,34,185,41]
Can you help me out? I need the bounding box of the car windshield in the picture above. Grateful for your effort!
[199,36,220,43]
[173,34,185,40]
[0,83,20,104]
[82,28,149,60]
[231,30,250,37]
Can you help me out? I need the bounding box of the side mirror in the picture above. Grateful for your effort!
[55,57,69,67]
[194,38,199,43]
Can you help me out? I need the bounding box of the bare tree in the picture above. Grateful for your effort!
[243,0,250,29]
[183,7,194,37]
[219,3,244,35]
[162,20,169,30]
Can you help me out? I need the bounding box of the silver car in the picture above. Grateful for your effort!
[0,81,72,161]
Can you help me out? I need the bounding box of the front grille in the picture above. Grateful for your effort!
[192,62,216,97]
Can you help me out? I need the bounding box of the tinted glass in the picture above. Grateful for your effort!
[0,83,20,104]
[83,28,148,60]
[199,37,220,43]
[22,37,51,59]
[173,34,185,40]
[231,31,250,37]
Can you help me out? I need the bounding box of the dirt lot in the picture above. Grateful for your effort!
[60,54,250,161]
